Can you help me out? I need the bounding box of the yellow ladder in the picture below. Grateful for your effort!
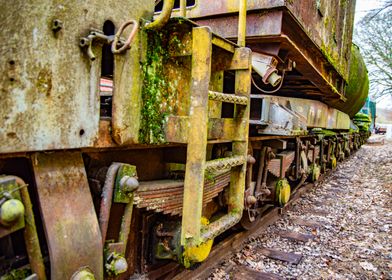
[176,26,251,247]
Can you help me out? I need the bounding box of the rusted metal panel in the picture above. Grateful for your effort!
[186,0,354,82]
[0,1,153,153]
[185,1,356,109]
[268,151,295,178]
[284,0,356,81]
[170,0,285,18]
[198,12,346,103]
[32,152,103,279]
[196,11,283,39]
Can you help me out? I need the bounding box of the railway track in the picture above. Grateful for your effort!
[144,174,328,280]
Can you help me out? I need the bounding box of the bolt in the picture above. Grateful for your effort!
[246,195,257,205]
[0,199,25,227]
[260,188,271,196]
[247,155,256,164]
[105,253,128,275]
[52,19,63,32]
[112,256,128,274]
[119,176,139,193]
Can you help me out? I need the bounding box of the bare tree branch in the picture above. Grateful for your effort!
[354,5,392,99]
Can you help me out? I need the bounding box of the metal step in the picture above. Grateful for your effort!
[205,155,246,173]
[208,90,248,105]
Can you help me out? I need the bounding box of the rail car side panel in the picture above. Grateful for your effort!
[0,1,153,154]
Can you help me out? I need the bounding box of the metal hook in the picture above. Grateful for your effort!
[111,20,139,54]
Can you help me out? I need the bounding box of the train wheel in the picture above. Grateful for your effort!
[240,205,260,230]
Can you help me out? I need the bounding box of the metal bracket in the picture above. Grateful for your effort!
[79,29,128,61]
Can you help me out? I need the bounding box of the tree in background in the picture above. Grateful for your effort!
[354,1,392,100]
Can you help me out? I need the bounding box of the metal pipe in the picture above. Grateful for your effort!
[255,147,267,194]
[246,155,255,190]
[180,0,186,17]
[145,0,175,30]
[9,176,46,280]
[237,0,247,47]
[200,213,241,242]
[99,163,121,245]
[118,201,133,255]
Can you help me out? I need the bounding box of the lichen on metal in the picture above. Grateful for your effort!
[182,217,214,268]
[275,178,291,206]
[180,26,212,246]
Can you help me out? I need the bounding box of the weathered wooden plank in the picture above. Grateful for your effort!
[292,217,322,229]
[259,248,303,264]
[232,265,283,280]
[279,231,315,242]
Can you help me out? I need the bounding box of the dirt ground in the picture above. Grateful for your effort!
[209,140,392,279]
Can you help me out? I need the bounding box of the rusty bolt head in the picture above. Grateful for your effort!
[105,253,128,275]
[0,199,25,227]
[246,195,257,205]
[247,155,256,164]
[119,176,139,193]
[112,256,127,274]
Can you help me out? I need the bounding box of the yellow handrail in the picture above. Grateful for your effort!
[180,0,186,17]
[145,0,175,30]
[237,0,247,47]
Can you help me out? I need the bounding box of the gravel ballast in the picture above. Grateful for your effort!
[209,141,392,279]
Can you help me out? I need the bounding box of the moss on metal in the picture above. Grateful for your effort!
[311,128,336,137]
[139,26,185,144]
[344,45,369,116]
[139,29,170,144]
[0,268,31,280]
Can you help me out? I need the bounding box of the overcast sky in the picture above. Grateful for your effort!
[354,0,384,24]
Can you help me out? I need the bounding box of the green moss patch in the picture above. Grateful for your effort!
[139,30,170,144]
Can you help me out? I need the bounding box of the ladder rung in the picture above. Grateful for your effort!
[208,91,248,105]
[205,155,246,173]
[211,36,236,53]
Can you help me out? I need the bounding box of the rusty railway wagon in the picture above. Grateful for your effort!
[0,0,369,279]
